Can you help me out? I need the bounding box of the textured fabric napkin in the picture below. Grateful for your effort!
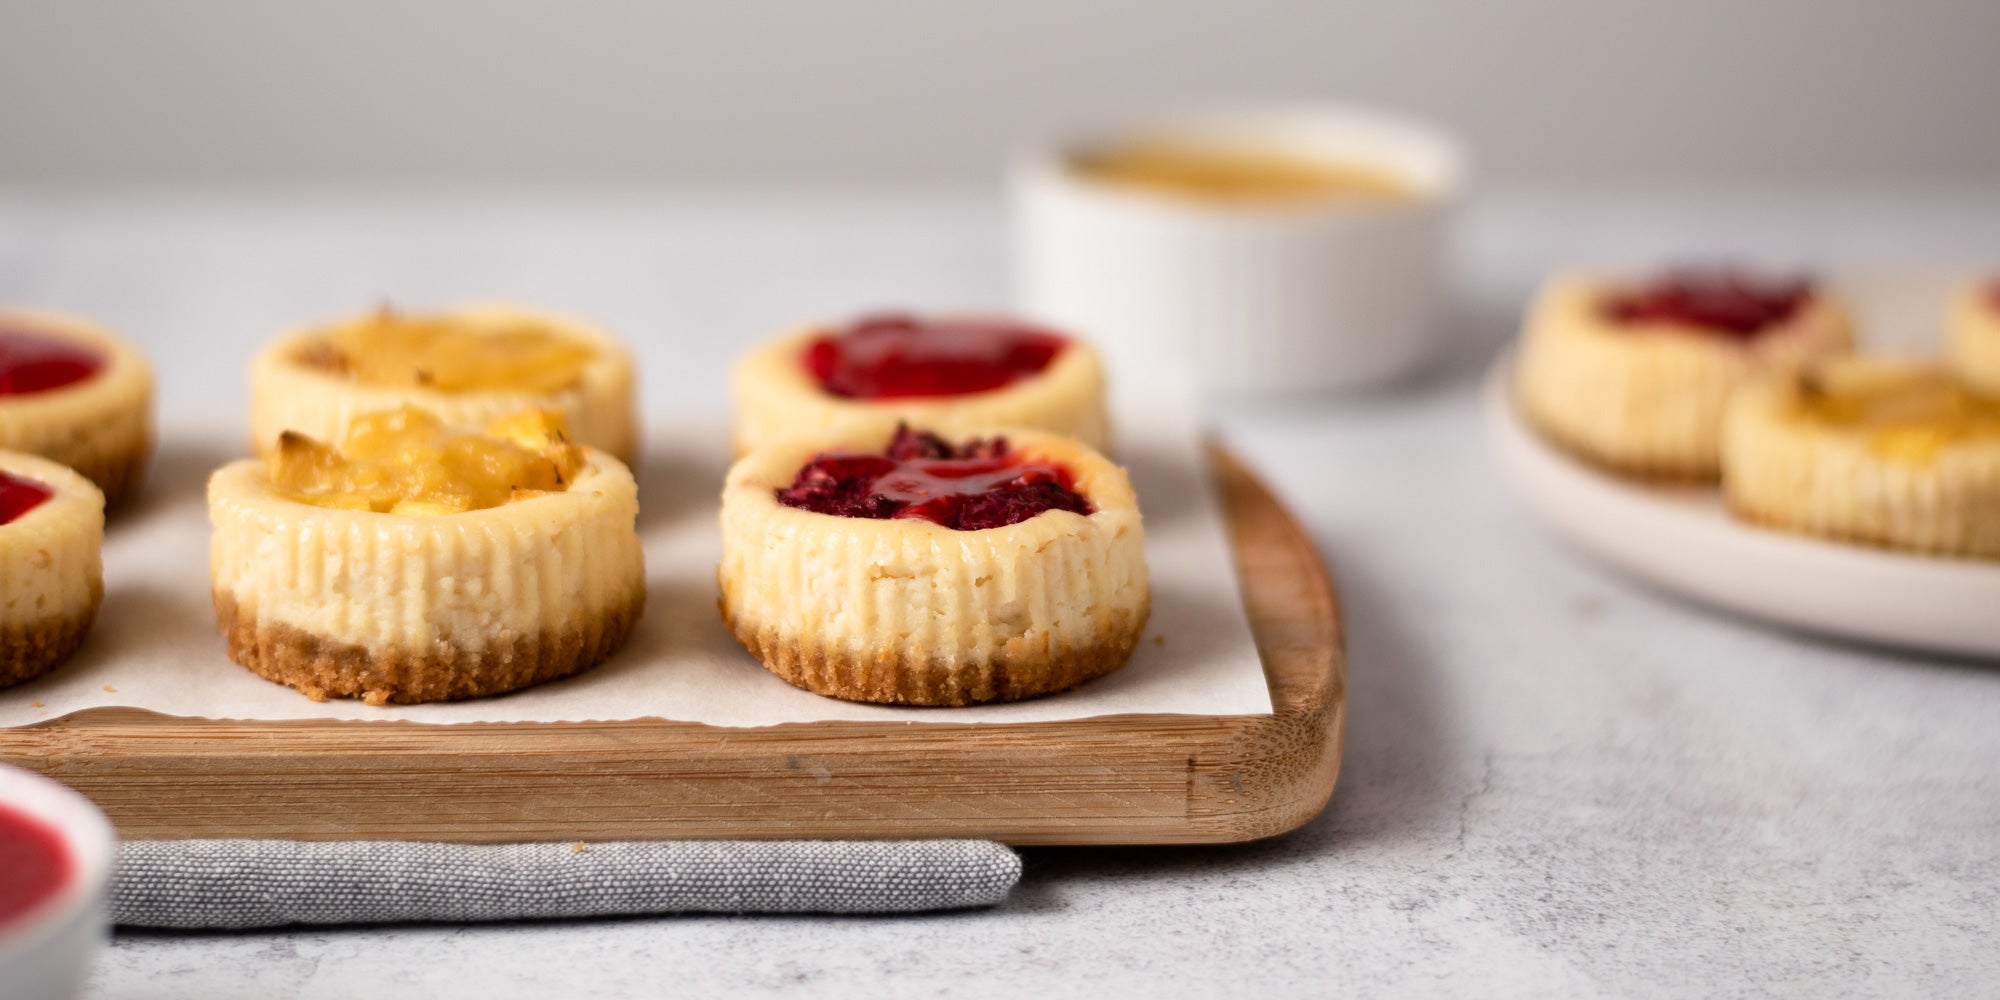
[113,839,1022,929]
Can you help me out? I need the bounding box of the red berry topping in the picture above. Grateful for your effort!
[0,470,53,525]
[1606,268,1812,338]
[803,314,1067,399]
[776,425,1094,531]
[0,328,104,396]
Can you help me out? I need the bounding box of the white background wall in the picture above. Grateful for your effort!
[3,0,1997,187]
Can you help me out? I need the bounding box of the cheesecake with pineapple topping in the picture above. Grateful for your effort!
[250,305,638,464]
[719,424,1148,706]
[731,313,1111,456]
[1515,269,1852,480]
[209,406,645,704]
[0,309,154,508]
[1947,277,2000,396]
[1722,359,2000,559]
[0,451,104,688]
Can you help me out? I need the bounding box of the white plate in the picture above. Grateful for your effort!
[1486,358,2000,660]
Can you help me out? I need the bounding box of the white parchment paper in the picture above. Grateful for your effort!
[0,417,1273,728]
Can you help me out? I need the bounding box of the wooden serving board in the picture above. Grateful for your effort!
[0,447,1344,846]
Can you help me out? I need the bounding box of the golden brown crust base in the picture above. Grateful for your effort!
[215,589,643,705]
[0,588,102,688]
[723,597,1149,707]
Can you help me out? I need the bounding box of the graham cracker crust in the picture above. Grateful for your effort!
[0,591,103,689]
[214,590,644,705]
[723,601,1149,707]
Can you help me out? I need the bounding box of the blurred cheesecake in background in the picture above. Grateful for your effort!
[1723,358,2000,559]
[1948,276,2000,395]
[0,309,154,508]
[1014,103,1465,397]
[1514,268,1852,480]
[730,313,1110,455]
[249,304,638,464]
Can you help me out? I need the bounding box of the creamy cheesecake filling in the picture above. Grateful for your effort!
[270,406,585,515]
[297,307,596,394]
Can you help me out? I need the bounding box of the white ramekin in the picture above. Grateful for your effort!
[1011,103,1467,397]
[0,763,114,1000]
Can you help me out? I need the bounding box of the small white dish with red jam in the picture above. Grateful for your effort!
[0,762,115,1000]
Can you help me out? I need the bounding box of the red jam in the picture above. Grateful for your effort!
[1606,268,1812,338]
[803,314,1067,399]
[0,328,104,396]
[0,803,71,928]
[777,425,1093,531]
[0,470,53,525]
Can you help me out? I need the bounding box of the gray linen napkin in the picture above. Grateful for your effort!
[113,839,1022,929]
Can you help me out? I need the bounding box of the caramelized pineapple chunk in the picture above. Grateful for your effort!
[270,405,588,515]
[1793,366,2000,462]
[299,308,595,394]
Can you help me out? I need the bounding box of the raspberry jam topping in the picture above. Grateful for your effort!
[776,425,1094,530]
[0,328,104,396]
[803,314,1067,399]
[0,470,53,525]
[1606,268,1812,338]
[0,803,71,928]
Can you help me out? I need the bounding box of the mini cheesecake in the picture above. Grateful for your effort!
[210,406,645,704]
[1516,269,1852,480]
[731,313,1111,456]
[1947,277,2000,396]
[719,425,1149,706]
[1723,359,2000,559]
[250,305,638,464]
[0,309,155,508]
[0,451,104,688]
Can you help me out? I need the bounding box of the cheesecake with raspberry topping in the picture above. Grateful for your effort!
[731,313,1110,456]
[1515,269,1852,480]
[719,425,1148,705]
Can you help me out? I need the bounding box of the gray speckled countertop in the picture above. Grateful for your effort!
[4,187,1996,998]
